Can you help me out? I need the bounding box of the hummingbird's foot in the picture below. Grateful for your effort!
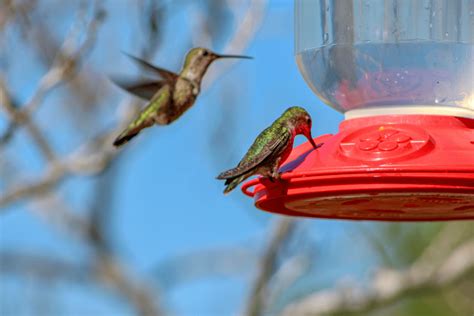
[267,172,281,183]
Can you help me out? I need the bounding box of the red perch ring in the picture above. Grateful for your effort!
[241,115,474,221]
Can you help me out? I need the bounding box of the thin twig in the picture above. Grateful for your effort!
[0,77,56,161]
[0,165,65,208]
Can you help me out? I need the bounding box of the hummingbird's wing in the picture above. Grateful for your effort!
[111,77,166,100]
[113,84,172,147]
[123,52,178,83]
[217,127,291,179]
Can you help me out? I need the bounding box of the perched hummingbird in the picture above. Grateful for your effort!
[112,47,252,147]
[217,106,322,194]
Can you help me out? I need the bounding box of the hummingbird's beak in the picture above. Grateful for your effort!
[305,132,319,150]
[215,53,253,59]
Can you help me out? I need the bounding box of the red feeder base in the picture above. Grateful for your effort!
[241,115,474,221]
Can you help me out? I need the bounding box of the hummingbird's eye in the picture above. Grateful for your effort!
[202,50,209,56]
[307,118,311,124]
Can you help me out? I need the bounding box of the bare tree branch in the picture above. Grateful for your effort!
[200,0,268,90]
[0,0,269,210]
[0,0,36,32]
[0,164,65,208]
[0,250,87,282]
[0,121,17,146]
[244,217,297,316]
[0,111,124,209]
[23,1,105,115]
[280,238,474,316]
[94,255,161,316]
[0,77,56,161]
[28,193,163,316]
[0,1,268,315]
[0,249,162,316]
[415,222,473,270]
[266,253,312,308]
[0,0,106,151]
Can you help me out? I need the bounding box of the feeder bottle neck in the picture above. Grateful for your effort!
[345,105,474,120]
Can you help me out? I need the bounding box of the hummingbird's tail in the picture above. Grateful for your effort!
[113,118,154,147]
[113,128,140,147]
[113,84,171,147]
[223,173,251,195]
[113,100,162,147]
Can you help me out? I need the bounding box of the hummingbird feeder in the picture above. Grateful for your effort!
[242,0,474,221]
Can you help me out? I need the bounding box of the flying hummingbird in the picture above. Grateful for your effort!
[217,106,323,194]
[112,47,252,147]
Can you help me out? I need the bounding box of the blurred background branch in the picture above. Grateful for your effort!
[280,232,474,316]
[1,1,267,315]
[244,217,296,316]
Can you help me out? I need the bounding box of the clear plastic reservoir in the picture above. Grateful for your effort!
[295,0,474,118]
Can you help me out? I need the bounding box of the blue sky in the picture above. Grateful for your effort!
[0,2,383,315]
